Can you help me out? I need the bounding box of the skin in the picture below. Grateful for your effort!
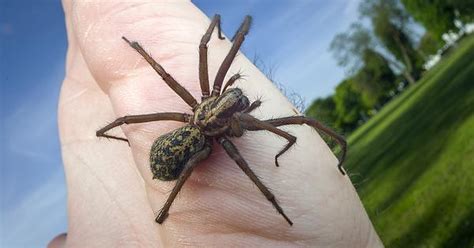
[51,0,383,247]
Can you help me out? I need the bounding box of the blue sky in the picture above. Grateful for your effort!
[0,0,361,246]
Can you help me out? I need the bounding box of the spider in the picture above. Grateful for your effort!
[96,15,347,226]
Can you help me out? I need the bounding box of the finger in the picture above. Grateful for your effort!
[47,233,67,248]
[59,1,161,246]
[58,40,162,246]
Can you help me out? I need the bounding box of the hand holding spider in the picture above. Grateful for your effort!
[52,0,383,247]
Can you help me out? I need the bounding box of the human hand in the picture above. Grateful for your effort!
[51,0,383,247]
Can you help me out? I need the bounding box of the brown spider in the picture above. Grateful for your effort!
[96,15,346,226]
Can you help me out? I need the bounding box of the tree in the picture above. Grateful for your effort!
[330,19,417,86]
[306,96,338,130]
[418,32,442,57]
[333,79,368,133]
[330,23,398,113]
[353,49,397,109]
[402,0,474,42]
[306,96,341,148]
[360,0,423,84]
[330,23,375,74]
[449,0,474,22]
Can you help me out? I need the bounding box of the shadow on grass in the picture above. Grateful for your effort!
[349,49,474,185]
[346,38,474,217]
[347,37,467,153]
[348,76,428,147]
[387,195,453,248]
[388,68,471,213]
[442,208,474,247]
[344,35,474,247]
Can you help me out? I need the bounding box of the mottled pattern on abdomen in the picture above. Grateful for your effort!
[150,125,206,181]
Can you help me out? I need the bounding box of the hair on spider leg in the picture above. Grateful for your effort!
[238,75,249,83]
[228,69,247,84]
[230,68,247,81]
[254,94,266,104]
[245,94,265,112]
[234,67,248,78]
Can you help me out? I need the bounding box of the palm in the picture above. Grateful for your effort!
[57,0,381,247]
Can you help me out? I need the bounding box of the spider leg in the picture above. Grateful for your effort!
[122,37,198,109]
[96,112,191,143]
[200,14,225,100]
[211,16,251,97]
[244,100,262,113]
[221,73,241,93]
[263,116,347,175]
[156,146,212,224]
[218,136,293,226]
[237,113,296,167]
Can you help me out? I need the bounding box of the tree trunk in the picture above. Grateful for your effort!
[384,54,417,85]
[393,32,415,81]
[402,70,416,85]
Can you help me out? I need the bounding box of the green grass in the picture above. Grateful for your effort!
[345,34,474,247]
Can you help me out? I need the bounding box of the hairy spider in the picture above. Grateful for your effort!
[96,15,347,226]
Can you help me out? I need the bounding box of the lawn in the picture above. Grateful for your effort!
[345,34,474,247]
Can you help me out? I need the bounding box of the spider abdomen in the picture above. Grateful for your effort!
[150,125,207,181]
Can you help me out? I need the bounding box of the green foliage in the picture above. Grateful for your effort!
[402,0,455,42]
[305,96,338,129]
[361,0,423,82]
[328,19,400,131]
[322,41,399,135]
[418,32,442,57]
[330,23,375,73]
[333,79,368,133]
[448,0,474,21]
[402,0,474,42]
[353,49,397,108]
[346,34,474,247]
[305,97,340,149]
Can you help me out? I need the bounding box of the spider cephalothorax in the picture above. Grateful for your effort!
[194,88,250,136]
[97,15,346,226]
